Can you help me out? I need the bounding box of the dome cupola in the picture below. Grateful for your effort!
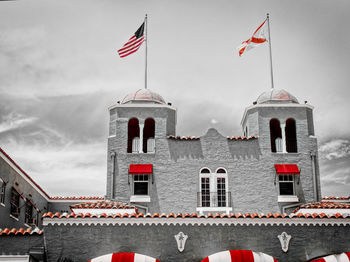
[256,89,299,104]
[121,89,166,104]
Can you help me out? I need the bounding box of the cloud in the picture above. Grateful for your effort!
[0,112,38,133]
[319,139,350,160]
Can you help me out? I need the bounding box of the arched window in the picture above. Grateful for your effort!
[198,168,230,209]
[270,119,282,153]
[143,118,155,153]
[127,118,139,153]
[200,168,211,207]
[285,118,297,153]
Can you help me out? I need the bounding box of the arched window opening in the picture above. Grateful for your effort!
[143,118,155,153]
[216,168,226,174]
[270,119,282,153]
[201,168,210,173]
[127,118,139,153]
[286,118,297,153]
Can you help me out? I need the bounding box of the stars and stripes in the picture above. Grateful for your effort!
[238,19,267,56]
[201,250,278,262]
[89,253,160,262]
[118,22,145,58]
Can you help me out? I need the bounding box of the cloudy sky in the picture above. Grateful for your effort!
[0,0,349,197]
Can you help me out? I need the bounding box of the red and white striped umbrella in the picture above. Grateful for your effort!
[201,250,278,262]
[311,252,350,262]
[89,253,160,262]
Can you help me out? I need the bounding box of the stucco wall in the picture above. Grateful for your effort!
[43,223,350,262]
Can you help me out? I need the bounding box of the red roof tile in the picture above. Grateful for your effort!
[51,196,105,201]
[227,135,258,140]
[42,212,350,219]
[0,227,43,236]
[70,200,135,209]
[322,196,349,200]
[167,135,200,140]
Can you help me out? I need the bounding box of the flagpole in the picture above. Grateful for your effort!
[145,14,148,90]
[267,13,274,90]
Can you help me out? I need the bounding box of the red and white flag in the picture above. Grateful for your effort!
[118,22,145,58]
[311,252,350,262]
[238,19,267,56]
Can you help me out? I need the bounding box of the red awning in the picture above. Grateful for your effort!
[129,164,153,175]
[274,164,300,175]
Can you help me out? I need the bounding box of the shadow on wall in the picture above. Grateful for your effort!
[168,140,204,162]
[227,139,262,160]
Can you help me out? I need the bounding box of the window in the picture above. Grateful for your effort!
[127,118,140,153]
[10,187,20,218]
[270,119,282,153]
[133,174,149,195]
[285,118,297,153]
[0,181,5,205]
[25,201,33,224]
[143,118,155,153]
[198,168,230,209]
[279,175,295,195]
[132,137,140,153]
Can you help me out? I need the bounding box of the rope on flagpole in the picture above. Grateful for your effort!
[267,13,274,90]
[145,14,148,89]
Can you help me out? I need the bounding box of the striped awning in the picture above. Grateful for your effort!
[129,164,153,175]
[201,250,278,262]
[89,253,160,262]
[274,164,300,175]
[311,252,350,262]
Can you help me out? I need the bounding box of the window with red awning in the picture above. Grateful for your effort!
[274,164,300,175]
[129,164,153,175]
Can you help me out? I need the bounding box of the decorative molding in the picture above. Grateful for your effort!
[43,217,350,227]
[174,232,188,252]
[278,232,292,252]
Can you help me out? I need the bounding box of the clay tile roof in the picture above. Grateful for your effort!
[51,196,104,200]
[40,211,350,220]
[0,228,43,236]
[70,200,135,210]
[297,201,350,210]
[322,196,349,200]
[167,135,200,140]
[227,135,258,140]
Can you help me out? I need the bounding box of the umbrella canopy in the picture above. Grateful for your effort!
[201,250,278,262]
[311,252,350,262]
[89,253,160,262]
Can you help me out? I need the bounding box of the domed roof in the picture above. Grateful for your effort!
[121,89,166,104]
[256,89,299,104]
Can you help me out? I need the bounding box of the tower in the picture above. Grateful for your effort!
[241,89,321,207]
[106,89,176,209]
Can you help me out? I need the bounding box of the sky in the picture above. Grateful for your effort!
[0,0,349,197]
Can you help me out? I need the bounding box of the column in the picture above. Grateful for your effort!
[281,122,286,153]
[139,123,144,153]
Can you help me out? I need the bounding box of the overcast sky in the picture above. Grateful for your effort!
[0,0,349,197]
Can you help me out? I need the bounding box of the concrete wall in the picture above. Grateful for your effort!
[106,102,320,214]
[0,157,49,229]
[43,223,350,262]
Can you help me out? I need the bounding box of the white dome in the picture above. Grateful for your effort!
[121,89,166,104]
[256,89,299,104]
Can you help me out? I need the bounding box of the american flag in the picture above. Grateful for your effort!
[118,22,145,58]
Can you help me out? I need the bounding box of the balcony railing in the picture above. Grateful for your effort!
[197,192,232,208]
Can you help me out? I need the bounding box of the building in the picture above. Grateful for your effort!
[0,88,349,262]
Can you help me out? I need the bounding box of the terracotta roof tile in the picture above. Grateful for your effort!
[0,228,43,236]
[70,200,134,209]
[227,135,258,140]
[167,135,200,140]
[42,212,350,219]
[322,196,349,200]
[51,196,104,200]
[297,201,350,210]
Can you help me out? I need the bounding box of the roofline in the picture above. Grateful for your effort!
[108,103,176,111]
[240,103,314,126]
[0,147,51,201]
